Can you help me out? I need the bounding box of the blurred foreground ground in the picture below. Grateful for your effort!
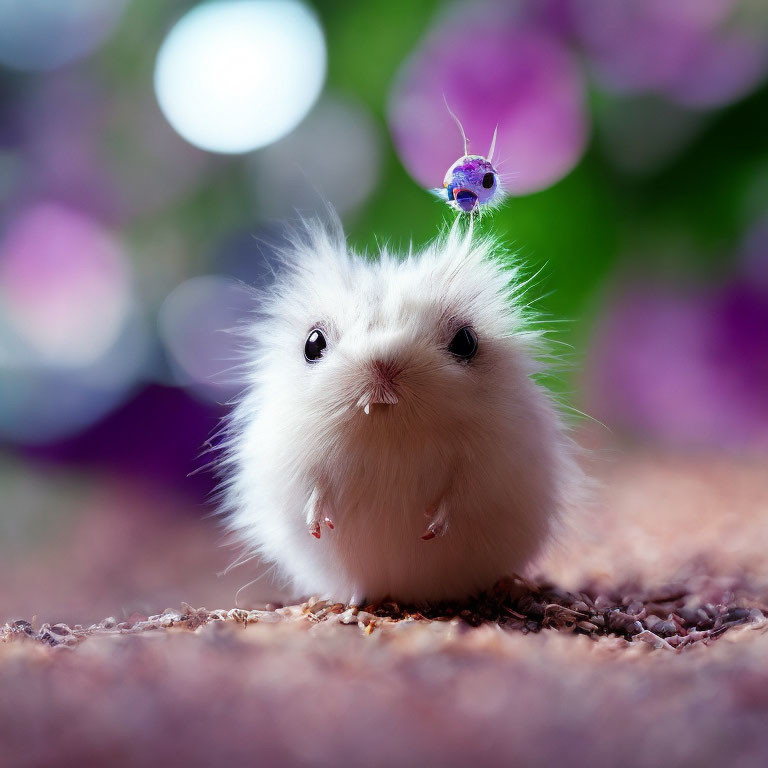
[2,443,768,766]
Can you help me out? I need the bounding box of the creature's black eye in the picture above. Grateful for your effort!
[448,326,478,360]
[481,172,495,189]
[304,329,327,362]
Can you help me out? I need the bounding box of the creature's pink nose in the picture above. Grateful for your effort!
[371,359,400,382]
[365,359,401,407]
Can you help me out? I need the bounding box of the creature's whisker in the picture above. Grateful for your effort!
[219,550,260,576]
[234,564,278,608]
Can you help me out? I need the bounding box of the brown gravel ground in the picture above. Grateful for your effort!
[2,447,768,767]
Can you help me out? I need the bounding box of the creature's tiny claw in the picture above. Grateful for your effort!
[421,522,447,540]
[305,485,334,539]
[421,502,448,541]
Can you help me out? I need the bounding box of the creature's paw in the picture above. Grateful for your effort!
[304,487,335,539]
[309,516,335,539]
[421,501,448,541]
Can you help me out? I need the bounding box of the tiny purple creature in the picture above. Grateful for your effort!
[434,102,505,215]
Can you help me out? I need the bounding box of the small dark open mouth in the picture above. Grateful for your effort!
[452,188,478,212]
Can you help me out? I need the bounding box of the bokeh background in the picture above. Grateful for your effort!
[1,0,767,624]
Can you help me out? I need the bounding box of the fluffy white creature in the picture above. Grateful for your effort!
[221,219,583,604]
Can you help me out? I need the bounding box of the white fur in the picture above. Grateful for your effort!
[220,219,583,604]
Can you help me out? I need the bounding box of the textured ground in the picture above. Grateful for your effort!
[2,446,768,767]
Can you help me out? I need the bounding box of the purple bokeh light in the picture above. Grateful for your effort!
[388,3,588,196]
[19,74,213,226]
[158,275,255,402]
[574,0,768,108]
[0,201,148,444]
[590,222,768,450]
[22,384,224,502]
[590,285,740,446]
[0,201,131,366]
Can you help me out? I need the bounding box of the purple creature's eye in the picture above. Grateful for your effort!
[482,172,495,189]
[304,329,327,362]
[448,326,478,360]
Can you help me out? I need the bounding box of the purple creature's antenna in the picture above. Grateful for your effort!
[488,125,498,163]
[443,95,468,157]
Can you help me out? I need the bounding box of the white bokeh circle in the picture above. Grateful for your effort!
[154,0,326,154]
